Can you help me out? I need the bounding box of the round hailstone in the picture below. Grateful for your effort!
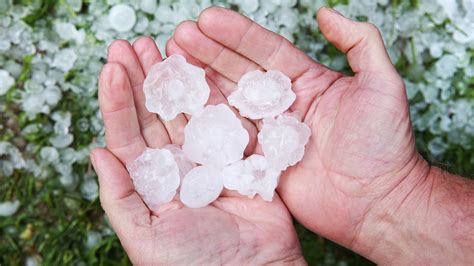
[143,54,210,121]
[183,104,249,168]
[180,165,223,208]
[162,144,195,182]
[0,69,14,95]
[0,200,20,217]
[223,155,281,201]
[126,148,180,209]
[108,4,136,32]
[228,70,295,119]
[258,114,311,170]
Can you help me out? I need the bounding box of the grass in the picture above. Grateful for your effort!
[1,0,473,265]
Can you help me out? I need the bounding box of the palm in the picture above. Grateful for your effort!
[167,7,421,250]
[94,36,302,264]
[119,194,301,264]
[281,71,416,245]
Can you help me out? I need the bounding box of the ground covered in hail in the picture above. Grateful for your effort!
[1,0,473,265]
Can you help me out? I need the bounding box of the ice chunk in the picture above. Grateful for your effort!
[228,70,296,119]
[223,155,281,201]
[258,114,311,170]
[163,144,195,181]
[0,69,15,95]
[126,148,180,209]
[180,165,223,208]
[183,104,249,167]
[0,200,20,217]
[143,54,210,121]
[108,4,136,32]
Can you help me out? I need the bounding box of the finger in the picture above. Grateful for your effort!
[99,63,146,164]
[133,37,187,145]
[316,7,398,77]
[197,7,326,80]
[173,20,261,83]
[91,148,151,243]
[108,39,170,148]
[166,38,258,155]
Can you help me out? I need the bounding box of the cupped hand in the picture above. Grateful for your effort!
[168,6,431,261]
[91,37,304,264]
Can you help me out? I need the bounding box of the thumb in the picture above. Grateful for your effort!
[317,7,397,78]
[91,148,151,236]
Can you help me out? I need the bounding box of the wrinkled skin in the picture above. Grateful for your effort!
[92,6,428,264]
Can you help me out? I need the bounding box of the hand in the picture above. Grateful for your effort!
[91,37,305,264]
[168,6,433,262]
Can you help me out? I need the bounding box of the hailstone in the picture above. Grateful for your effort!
[228,70,296,119]
[126,148,180,209]
[108,4,137,32]
[143,54,210,121]
[223,155,281,201]
[163,144,195,182]
[258,114,311,170]
[180,165,223,208]
[183,104,249,168]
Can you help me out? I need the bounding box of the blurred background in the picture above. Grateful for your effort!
[0,0,473,265]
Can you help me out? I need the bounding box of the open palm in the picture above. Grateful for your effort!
[91,36,303,264]
[166,6,429,255]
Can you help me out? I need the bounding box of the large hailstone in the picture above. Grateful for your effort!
[228,70,296,119]
[183,104,249,168]
[258,114,311,170]
[223,155,281,201]
[143,54,210,121]
[108,4,137,32]
[162,144,195,182]
[126,148,180,209]
[180,166,223,208]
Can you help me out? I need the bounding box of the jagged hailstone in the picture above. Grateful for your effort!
[228,70,296,119]
[163,144,195,182]
[108,4,137,32]
[180,165,223,208]
[126,148,180,209]
[258,114,311,170]
[183,104,249,167]
[143,54,210,121]
[223,155,281,201]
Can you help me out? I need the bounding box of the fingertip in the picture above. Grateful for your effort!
[100,63,129,93]
[198,6,223,30]
[108,39,132,59]
[132,36,156,53]
[132,36,163,74]
[174,20,199,47]
[99,63,133,112]
[316,8,347,48]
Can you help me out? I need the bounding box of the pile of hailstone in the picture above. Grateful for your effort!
[127,54,310,209]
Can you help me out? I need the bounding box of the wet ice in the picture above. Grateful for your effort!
[163,144,195,182]
[228,70,295,119]
[223,155,281,201]
[133,62,312,208]
[143,54,210,121]
[126,148,180,209]
[180,165,223,208]
[182,104,249,168]
[258,114,311,171]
